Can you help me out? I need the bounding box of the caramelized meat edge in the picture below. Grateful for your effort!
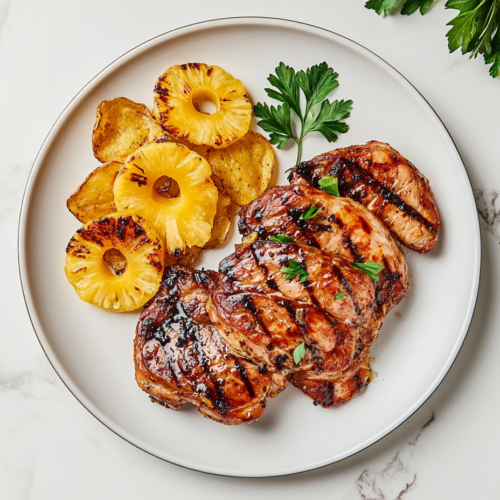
[134,265,281,425]
[289,141,440,253]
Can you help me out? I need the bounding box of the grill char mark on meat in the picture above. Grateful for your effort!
[134,265,276,425]
[238,185,408,314]
[288,141,440,253]
[208,240,377,406]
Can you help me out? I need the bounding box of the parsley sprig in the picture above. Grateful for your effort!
[254,62,353,164]
[281,259,309,283]
[269,234,294,244]
[293,341,306,365]
[353,261,384,281]
[365,0,500,78]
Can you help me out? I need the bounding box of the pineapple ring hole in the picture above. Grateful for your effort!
[191,89,219,115]
[154,175,180,199]
[103,248,128,276]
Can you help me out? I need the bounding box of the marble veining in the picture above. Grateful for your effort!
[345,413,436,500]
[475,188,500,242]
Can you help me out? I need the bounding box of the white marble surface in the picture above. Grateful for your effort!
[2,0,499,497]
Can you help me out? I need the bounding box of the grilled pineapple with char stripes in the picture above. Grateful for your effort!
[65,213,164,312]
[113,142,218,257]
[154,63,251,148]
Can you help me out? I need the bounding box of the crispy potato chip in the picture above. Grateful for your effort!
[67,161,121,223]
[92,97,168,163]
[204,178,232,249]
[206,131,275,206]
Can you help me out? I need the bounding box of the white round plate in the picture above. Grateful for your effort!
[19,17,480,477]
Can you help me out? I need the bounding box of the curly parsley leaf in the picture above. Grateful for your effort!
[269,234,295,244]
[334,292,346,300]
[300,204,321,220]
[318,176,340,197]
[353,261,384,281]
[281,259,309,283]
[255,62,353,164]
[293,341,306,365]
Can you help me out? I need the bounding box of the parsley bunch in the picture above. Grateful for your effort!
[365,0,500,78]
[254,62,353,164]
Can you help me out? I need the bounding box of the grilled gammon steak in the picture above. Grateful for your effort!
[208,241,376,406]
[134,265,283,425]
[238,184,408,315]
[289,141,440,253]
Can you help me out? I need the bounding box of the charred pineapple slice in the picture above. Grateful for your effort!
[113,142,218,257]
[65,213,164,312]
[154,63,251,148]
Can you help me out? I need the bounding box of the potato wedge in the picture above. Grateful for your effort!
[92,97,168,163]
[67,161,122,223]
[206,131,275,206]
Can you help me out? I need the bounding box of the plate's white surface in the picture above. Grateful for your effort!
[18,18,480,477]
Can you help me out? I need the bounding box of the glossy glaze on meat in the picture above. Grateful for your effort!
[288,349,371,408]
[207,241,376,407]
[238,184,408,314]
[289,141,440,253]
[134,265,282,425]
[217,240,376,328]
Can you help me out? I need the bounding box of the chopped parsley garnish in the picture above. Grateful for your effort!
[293,341,306,365]
[353,261,384,281]
[318,176,340,197]
[254,62,353,163]
[334,292,346,300]
[281,259,309,283]
[269,234,295,244]
[300,204,321,220]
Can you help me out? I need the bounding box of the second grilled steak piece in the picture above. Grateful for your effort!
[135,265,283,425]
[238,184,408,314]
[288,349,371,408]
[210,289,360,374]
[289,141,440,253]
[217,240,376,328]
[208,240,376,408]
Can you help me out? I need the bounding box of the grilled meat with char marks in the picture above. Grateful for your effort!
[207,241,376,407]
[216,240,376,328]
[288,349,371,408]
[134,265,284,425]
[238,184,408,315]
[289,141,440,253]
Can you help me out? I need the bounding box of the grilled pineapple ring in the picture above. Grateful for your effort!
[154,63,251,148]
[65,213,164,312]
[113,142,218,257]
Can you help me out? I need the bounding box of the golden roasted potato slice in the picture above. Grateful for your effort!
[204,177,232,249]
[176,246,203,266]
[206,131,275,206]
[67,161,121,223]
[92,97,168,163]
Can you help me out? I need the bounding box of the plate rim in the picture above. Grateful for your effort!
[17,16,482,477]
